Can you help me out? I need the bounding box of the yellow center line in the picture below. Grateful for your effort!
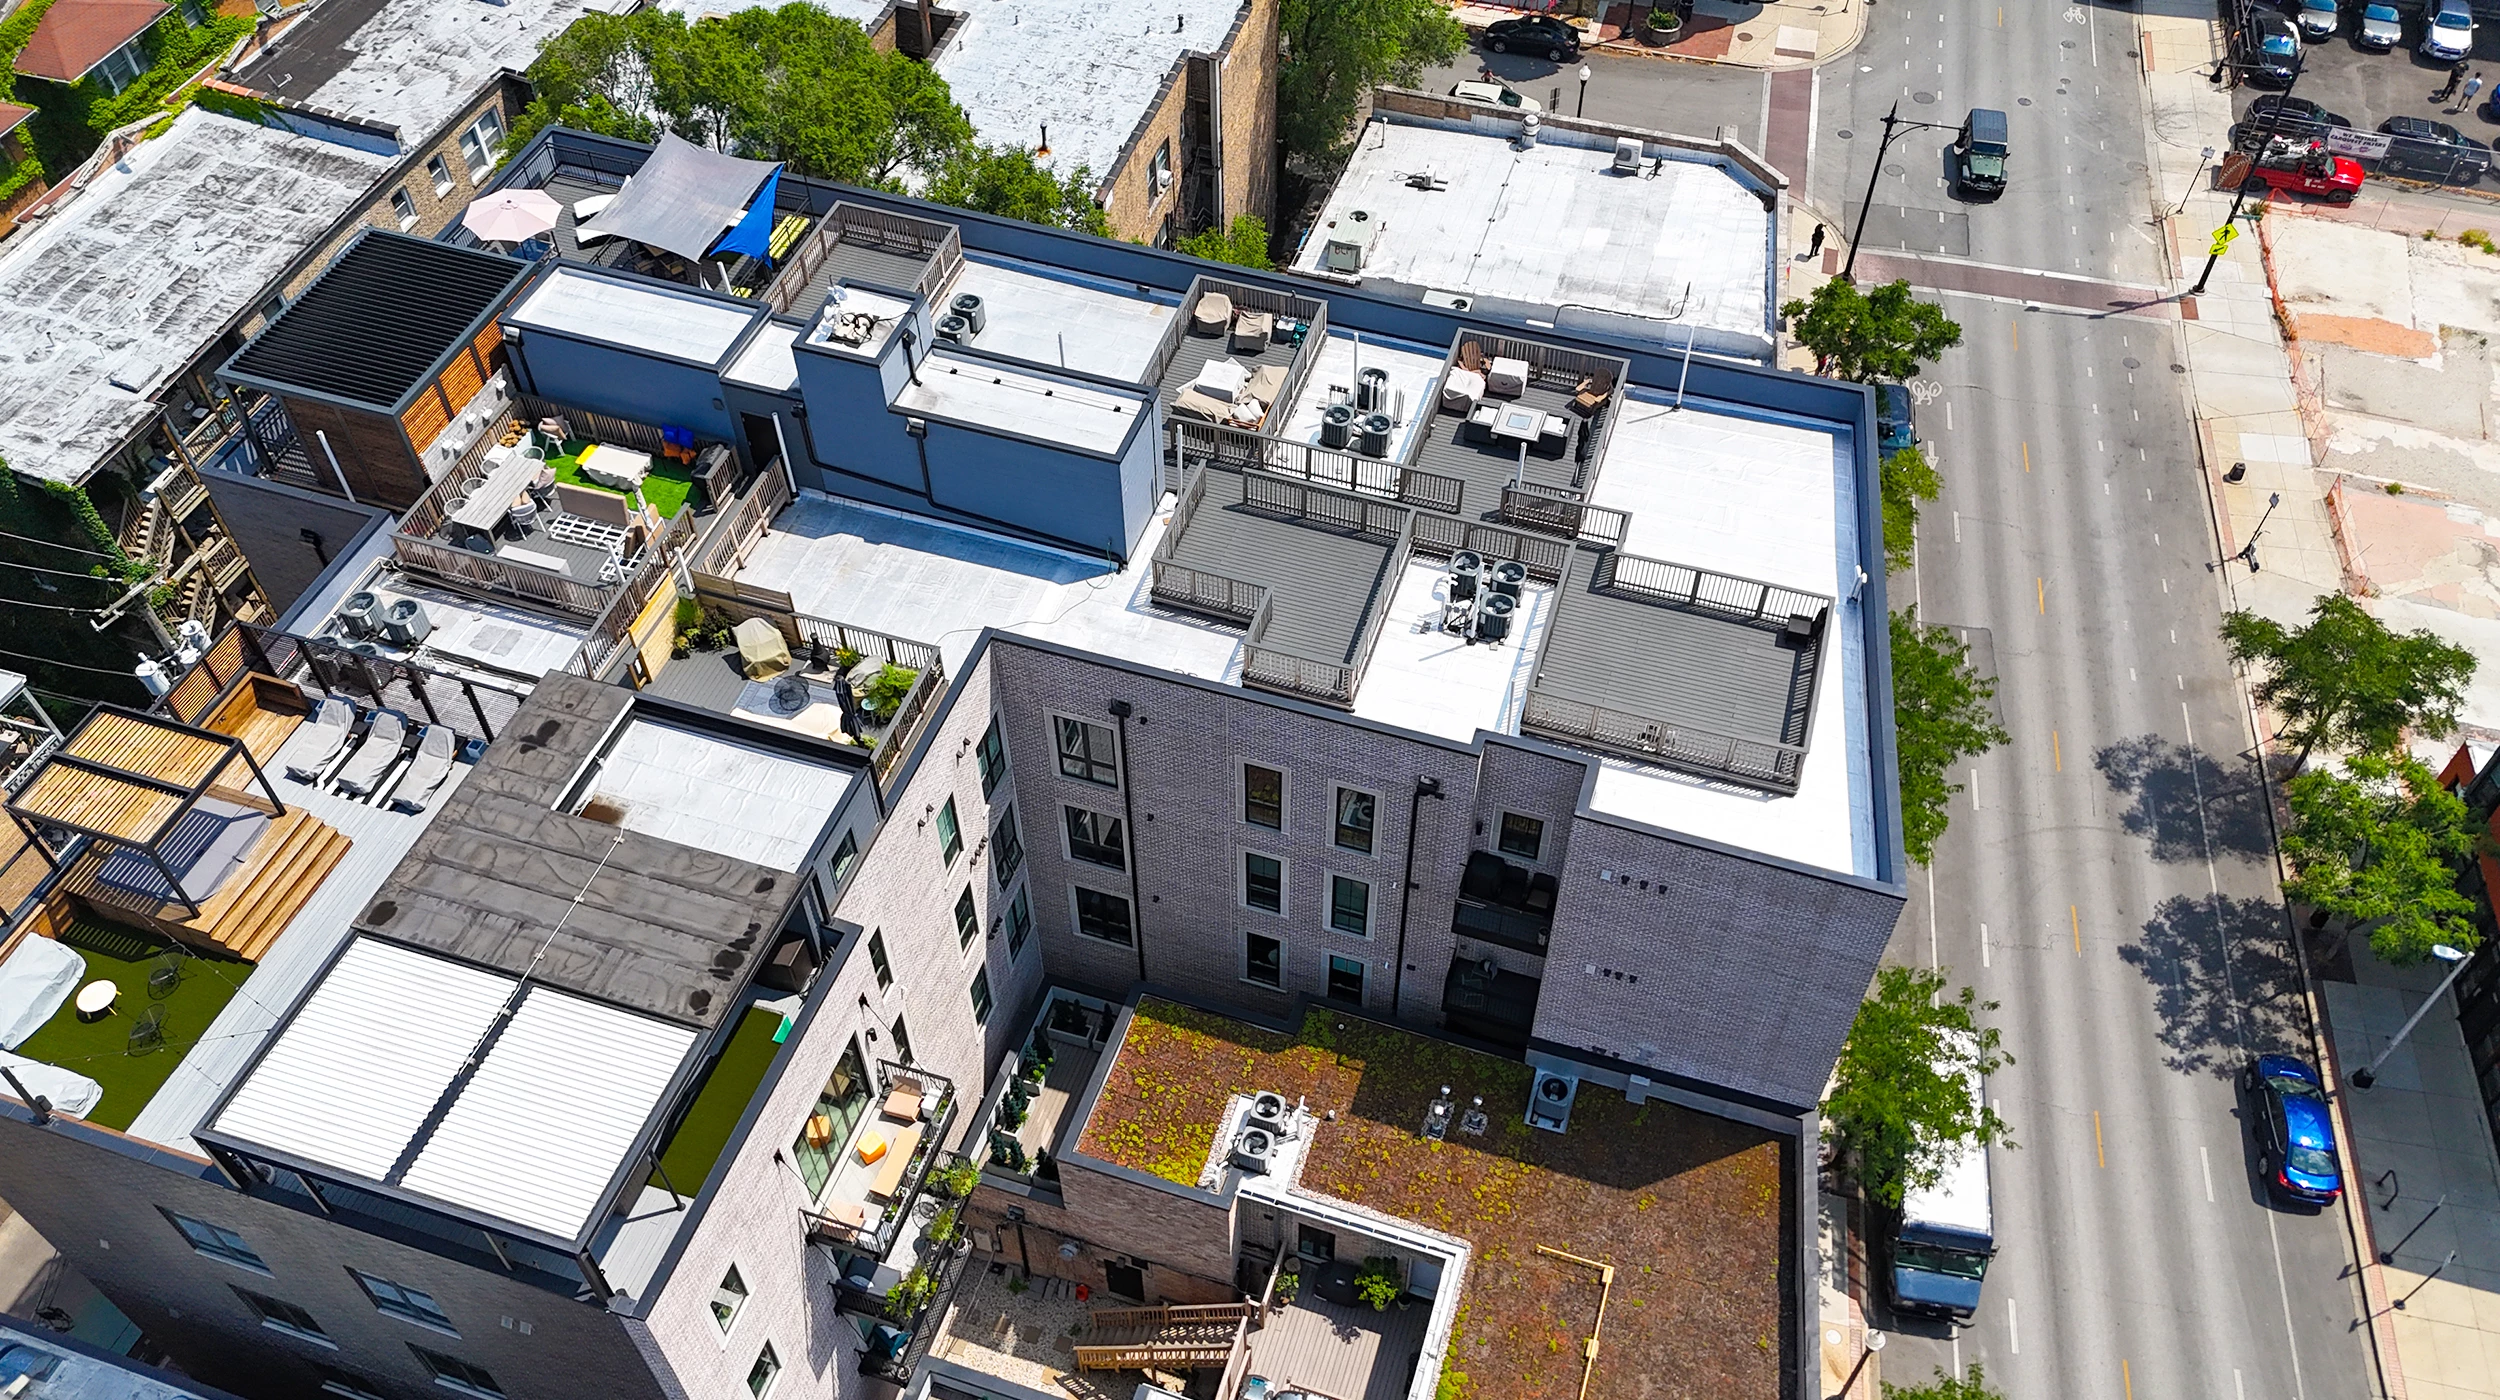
[2036,577,2046,614]
[2011,317,2019,352]
[2122,1358,2134,1400]
[2021,441,2031,473]
[2095,1110,2107,1169]
[2071,904,2082,956]
[2052,729,2062,773]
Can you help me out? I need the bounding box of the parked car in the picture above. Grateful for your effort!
[1877,384,1918,458]
[2379,115,2493,182]
[2235,9,2303,85]
[2243,1054,2342,1207]
[2226,135,2364,202]
[2290,0,2340,40]
[1482,15,1580,60]
[2232,94,2352,150]
[2422,0,2474,60]
[1448,80,1541,113]
[2356,2,2402,50]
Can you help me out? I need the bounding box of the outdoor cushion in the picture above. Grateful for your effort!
[1486,356,1530,397]
[555,483,635,527]
[277,696,355,784]
[1191,292,1234,336]
[1441,368,1486,414]
[883,1079,924,1123]
[1241,363,1288,405]
[1231,310,1274,353]
[389,724,459,815]
[1190,357,1250,403]
[1169,388,1229,423]
[855,1131,889,1166]
[0,936,85,1051]
[0,1050,100,1120]
[332,710,406,798]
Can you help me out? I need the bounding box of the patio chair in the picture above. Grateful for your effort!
[1458,341,1487,375]
[146,946,188,1001]
[332,709,407,799]
[390,724,459,814]
[538,415,572,444]
[127,1003,166,1057]
[278,696,355,784]
[507,495,541,534]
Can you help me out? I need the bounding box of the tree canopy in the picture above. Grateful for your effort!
[1176,215,1275,270]
[2282,751,2481,966]
[2222,595,2477,762]
[923,143,1110,237]
[1884,1365,2008,1400]
[1278,0,1466,166]
[1890,608,2010,866]
[1825,965,2012,1209]
[1781,278,1964,383]
[1880,442,1940,575]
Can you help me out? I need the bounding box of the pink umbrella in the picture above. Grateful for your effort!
[460,189,564,246]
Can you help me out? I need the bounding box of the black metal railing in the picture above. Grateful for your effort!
[1498,488,1630,548]
[1590,551,1829,627]
[1519,691,1808,794]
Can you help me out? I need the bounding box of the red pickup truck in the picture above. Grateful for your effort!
[2223,136,2364,203]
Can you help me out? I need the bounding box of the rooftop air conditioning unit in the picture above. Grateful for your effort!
[1322,210,1377,274]
[346,640,387,658]
[1474,591,1514,644]
[1319,403,1354,450]
[1230,1124,1276,1174]
[1357,413,1393,458]
[380,598,432,647]
[1612,136,1643,174]
[1356,366,1388,412]
[1248,1091,1290,1137]
[936,314,970,345]
[950,293,987,336]
[1490,560,1526,600]
[1527,1067,1577,1133]
[1421,289,1473,313]
[337,590,381,638]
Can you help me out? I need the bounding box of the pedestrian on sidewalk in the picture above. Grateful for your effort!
[2440,59,2468,102]
[2465,72,2486,114]
[1808,223,1826,259]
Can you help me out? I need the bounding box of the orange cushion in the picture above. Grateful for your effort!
[856,1132,888,1166]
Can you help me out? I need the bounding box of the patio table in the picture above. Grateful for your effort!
[577,443,653,492]
[74,979,117,1020]
[449,455,543,533]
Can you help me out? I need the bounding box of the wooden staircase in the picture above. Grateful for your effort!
[57,808,351,962]
[1072,1302,1253,1371]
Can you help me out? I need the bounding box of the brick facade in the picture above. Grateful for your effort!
[1092,0,1277,246]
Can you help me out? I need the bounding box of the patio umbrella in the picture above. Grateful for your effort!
[461,189,564,246]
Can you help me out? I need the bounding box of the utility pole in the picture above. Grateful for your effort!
[1840,103,1954,283]
[2189,52,2309,297]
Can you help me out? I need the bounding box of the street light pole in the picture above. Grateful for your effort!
[1839,104,1954,283]
[2188,56,2308,297]
[1577,64,1591,117]
[2353,944,2473,1089]
[1828,1330,1885,1400]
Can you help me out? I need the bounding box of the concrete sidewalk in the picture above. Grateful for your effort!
[1447,0,1866,68]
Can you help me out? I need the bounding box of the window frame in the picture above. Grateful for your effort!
[1004,885,1033,958]
[992,805,1025,886]
[711,1264,748,1335]
[1053,714,1119,787]
[746,1342,781,1400]
[1150,140,1173,196]
[410,1346,502,1400]
[1062,805,1126,871]
[1242,763,1286,831]
[163,1210,267,1273]
[890,1013,914,1065]
[935,797,963,866]
[235,1288,332,1347]
[1497,812,1546,861]
[1325,953,1367,1007]
[969,967,994,1024]
[828,830,860,889]
[1072,884,1134,946]
[1243,930,1284,989]
[390,186,419,231]
[349,1269,457,1336]
[1241,850,1286,916]
[313,1364,387,1400]
[953,886,980,950]
[426,153,455,196]
[867,929,892,989]
[1328,873,1372,938]
[1333,786,1378,855]
[976,716,1009,797]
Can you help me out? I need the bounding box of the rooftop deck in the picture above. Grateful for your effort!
[1073,998,1789,1400]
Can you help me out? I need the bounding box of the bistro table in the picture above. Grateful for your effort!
[74,979,117,1020]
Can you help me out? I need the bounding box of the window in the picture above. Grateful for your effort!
[1334,787,1376,854]
[166,1211,265,1272]
[1243,765,1284,829]
[312,1364,386,1400]
[256,293,286,330]
[1063,806,1125,871]
[1297,1224,1336,1262]
[977,717,1008,796]
[351,1271,455,1334]
[969,967,994,1023]
[829,830,860,888]
[473,109,503,154]
[1329,875,1371,937]
[427,154,455,196]
[868,930,892,988]
[1074,886,1134,945]
[1150,140,1173,196]
[458,116,501,181]
[890,1013,914,1065]
[1498,812,1545,861]
[1244,931,1282,988]
[993,806,1025,886]
[390,186,418,231]
[1056,715,1118,786]
[1004,887,1032,957]
[711,1266,748,1333]
[954,886,980,949]
[790,1043,870,1196]
[1243,852,1284,914]
[236,1289,329,1344]
[178,0,206,24]
[95,44,143,95]
[936,797,963,865]
[746,1343,781,1399]
[1326,955,1366,1005]
[411,1346,501,1399]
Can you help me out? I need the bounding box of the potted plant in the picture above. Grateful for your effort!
[860,663,918,724]
[1354,1257,1402,1312]
[934,1160,981,1200]
[1642,5,1682,42]
[1269,1266,1301,1311]
[884,1266,938,1322]
[926,1205,961,1249]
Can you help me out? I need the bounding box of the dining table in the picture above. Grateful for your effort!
[448,453,545,534]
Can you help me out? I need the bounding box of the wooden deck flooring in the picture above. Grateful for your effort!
[56,808,350,962]
[1241,1292,1429,1400]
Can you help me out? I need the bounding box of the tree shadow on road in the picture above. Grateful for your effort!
[2118,893,2311,1078]
[2094,733,2275,864]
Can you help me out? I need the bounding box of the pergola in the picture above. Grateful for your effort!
[4,705,285,919]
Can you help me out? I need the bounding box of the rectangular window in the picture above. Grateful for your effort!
[890,1013,914,1065]
[1326,955,1365,1006]
[166,1211,265,1272]
[1243,765,1284,829]
[1056,716,1118,786]
[411,1346,501,1400]
[458,129,491,182]
[313,1364,385,1400]
[1330,875,1371,937]
[936,797,963,865]
[237,1289,329,1344]
[829,830,860,889]
[1074,886,1133,945]
[1334,788,1376,854]
[427,154,454,196]
[1298,1224,1336,1262]
[954,886,980,949]
[969,968,993,1023]
[868,930,892,988]
[1244,853,1284,914]
[1063,806,1125,871]
[390,186,418,231]
[790,1043,870,1197]
[474,109,504,153]
[1004,887,1032,957]
[993,806,1025,886]
[1244,931,1283,988]
[1498,812,1545,861]
[711,1266,748,1333]
[351,1271,455,1334]
[1150,140,1173,195]
[977,717,1008,797]
[746,1343,781,1399]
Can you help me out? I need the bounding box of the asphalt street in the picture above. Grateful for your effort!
[1417,46,1770,150]
[1514,5,2383,1397]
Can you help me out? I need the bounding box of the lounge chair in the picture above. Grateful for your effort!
[389,725,458,814]
[332,710,407,799]
[277,697,355,785]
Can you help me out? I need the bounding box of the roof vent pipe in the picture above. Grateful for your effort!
[1038,124,1050,157]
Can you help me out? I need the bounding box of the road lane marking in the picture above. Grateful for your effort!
[2123,1359,2134,1400]
[2203,1144,2216,1202]
[1981,921,1990,968]
[2094,1109,2106,1167]
[1945,401,1952,430]
[2022,441,2030,472]
[2011,318,2018,351]
[2037,577,2046,614]
[1953,510,1960,542]
[1970,766,1981,810]
[2235,1369,2245,1400]
[2007,1296,2019,1353]
[2177,675,2184,691]
[2072,903,2082,955]
[2052,729,2061,772]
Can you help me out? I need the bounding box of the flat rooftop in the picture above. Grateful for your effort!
[656,0,886,22]
[303,562,592,691]
[508,264,762,366]
[1074,998,1788,1400]
[933,0,1247,192]
[1298,117,1775,360]
[896,352,1148,457]
[0,108,384,486]
[229,0,614,140]
[950,258,1175,382]
[571,714,855,872]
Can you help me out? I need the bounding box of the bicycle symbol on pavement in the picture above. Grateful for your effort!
[2063,6,2089,23]
[1907,378,1944,406]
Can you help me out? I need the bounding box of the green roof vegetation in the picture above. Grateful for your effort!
[648,1004,784,1192]
[13,921,247,1131]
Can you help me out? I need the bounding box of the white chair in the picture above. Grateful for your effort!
[507,495,541,533]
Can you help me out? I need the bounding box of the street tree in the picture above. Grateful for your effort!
[1890,608,2010,866]
[1825,965,2012,1210]
[2222,594,2477,763]
[924,144,1110,237]
[1278,0,1465,167]
[1176,215,1275,271]
[1779,278,1963,383]
[1883,1365,2007,1400]
[2281,751,2481,966]
[1880,442,1940,574]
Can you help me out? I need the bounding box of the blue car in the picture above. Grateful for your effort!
[1877,383,1917,458]
[2246,1054,2342,1206]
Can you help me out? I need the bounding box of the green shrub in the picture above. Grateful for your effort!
[1354,1256,1402,1311]
[883,1266,937,1321]
[932,1160,981,1199]
[2463,229,2499,255]
[860,663,917,723]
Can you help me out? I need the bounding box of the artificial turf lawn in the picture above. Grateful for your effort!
[547,441,697,519]
[11,922,247,1132]
[649,1005,785,1191]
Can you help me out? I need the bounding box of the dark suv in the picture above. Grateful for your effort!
[2232,9,2302,86]
[1483,15,1581,59]
[2380,116,2492,184]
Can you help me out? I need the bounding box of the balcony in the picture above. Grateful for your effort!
[1452,849,1554,957]
[804,1059,959,1263]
